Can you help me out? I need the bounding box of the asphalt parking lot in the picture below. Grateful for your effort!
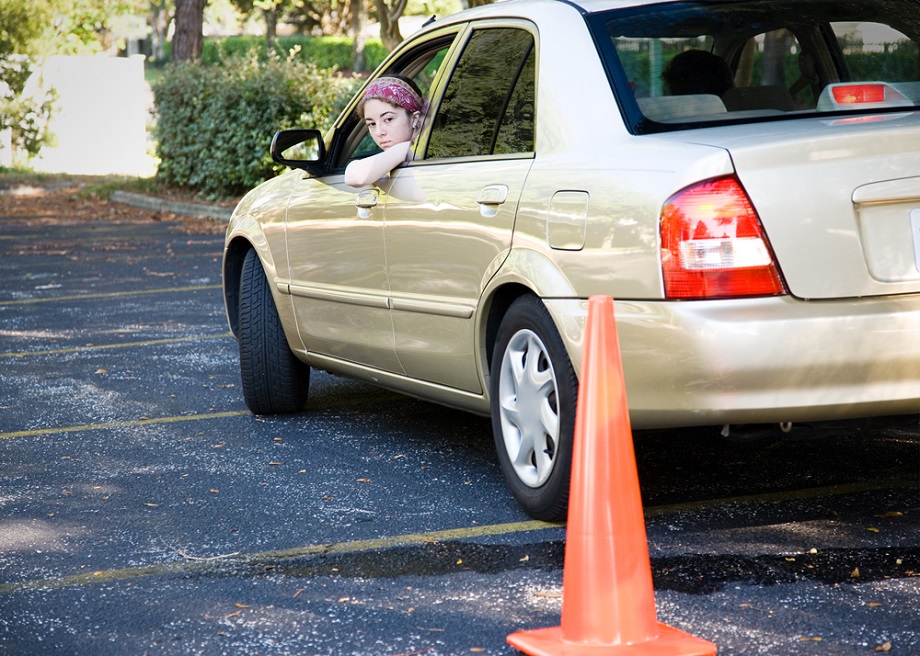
[0,185,918,656]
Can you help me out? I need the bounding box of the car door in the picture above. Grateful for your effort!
[383,24,537,393]
[281,33,459,374]
[283,174,400,372]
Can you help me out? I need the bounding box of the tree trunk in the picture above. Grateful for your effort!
[374,0,407,51]
[351,0,367,72]
[149,0,169,62]
[264,6,277,46]
[172,0,207,62]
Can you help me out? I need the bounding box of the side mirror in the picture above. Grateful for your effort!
[270,129,326,175]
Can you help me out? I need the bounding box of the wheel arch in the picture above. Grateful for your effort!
[480,248,579,383]
[222,221,279,339]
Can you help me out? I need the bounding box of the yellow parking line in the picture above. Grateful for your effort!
[0,333,233,359]
[0,410,250,440]
[0,476,912,595]
[0,285,222,306]
[0,520,563,594]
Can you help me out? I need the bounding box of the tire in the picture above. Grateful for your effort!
[238,248,310,414]
[490,295,578,521]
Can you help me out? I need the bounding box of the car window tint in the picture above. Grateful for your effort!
[830,22,919,83]
[729,29,811,109]
[592,0,920,133]
[426,28,535,159]
[494,48,536,154]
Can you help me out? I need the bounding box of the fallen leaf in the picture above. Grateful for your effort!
[471,649,485,653]
[293,588,304,598]
[338,597,350,603]
[234,603,249,609]
[867,602,882,607]
[209,489,219,493]
[268,461,284,466]
[851,567,861,578]
[520,555,530,562]
[876,511,903,518]
[799,637,823,642]
[95,368,108,375]
[867,527,880,533]
[144,503,158,507]
[875,642,892,652]
[456,559,463,565]
[357,478,372,483]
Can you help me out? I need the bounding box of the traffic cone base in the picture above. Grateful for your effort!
[507,622,716,656]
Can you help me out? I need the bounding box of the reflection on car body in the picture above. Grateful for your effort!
[223,0,920,520]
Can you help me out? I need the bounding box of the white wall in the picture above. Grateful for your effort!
[28,55,154,176]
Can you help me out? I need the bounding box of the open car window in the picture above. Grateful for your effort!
[590,0,920,133]
[333,36,455,169]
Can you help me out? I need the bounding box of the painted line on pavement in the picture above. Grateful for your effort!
[0,476,913,595]
[0,284,222,307]
[0,333,233,359]
[0,410,251,440]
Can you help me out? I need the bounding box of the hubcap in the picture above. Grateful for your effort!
[497,329,560,488]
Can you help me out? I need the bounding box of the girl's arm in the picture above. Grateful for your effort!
[344,141,413,187]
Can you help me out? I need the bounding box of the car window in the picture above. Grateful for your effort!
[425,28,535,159]
[830,22,919,83]
[335,38,454,169]
[590,0,920,133]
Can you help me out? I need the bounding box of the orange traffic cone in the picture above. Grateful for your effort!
[507,295,717,656]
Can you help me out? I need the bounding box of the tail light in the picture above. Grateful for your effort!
[660,177,787,299]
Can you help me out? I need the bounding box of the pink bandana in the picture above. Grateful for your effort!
[361,77,423,114]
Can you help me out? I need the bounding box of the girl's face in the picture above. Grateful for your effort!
[363,99,418,150]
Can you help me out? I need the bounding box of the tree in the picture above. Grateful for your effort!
[173,0,207,61]
[0,0,60,163]
[374,0,407,51]
[351,0,366,72]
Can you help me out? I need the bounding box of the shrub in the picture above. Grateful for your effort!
[152,54,359,198]
[202,35,389,72]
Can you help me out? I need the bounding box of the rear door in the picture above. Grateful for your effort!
[384,24,537,392]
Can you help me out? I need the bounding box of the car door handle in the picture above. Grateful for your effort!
[477,185,509,206]
[477,185,509,218]
[355,189,379,208]
[355,189,379,219]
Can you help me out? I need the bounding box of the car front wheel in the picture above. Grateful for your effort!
[490,295,578,521]
[238,248,310,414]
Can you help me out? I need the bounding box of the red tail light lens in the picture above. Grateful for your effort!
[660,177,787,299]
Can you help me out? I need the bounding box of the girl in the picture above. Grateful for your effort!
[344,76,423,187]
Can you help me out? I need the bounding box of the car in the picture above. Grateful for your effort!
[223,0,920,521]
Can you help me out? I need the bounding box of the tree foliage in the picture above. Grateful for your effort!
[0,0,61,162]
[153,53,359,197]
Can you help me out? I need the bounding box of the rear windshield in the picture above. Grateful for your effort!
[588,0,920,133]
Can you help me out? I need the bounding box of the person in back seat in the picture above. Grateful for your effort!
[662,50,734,97]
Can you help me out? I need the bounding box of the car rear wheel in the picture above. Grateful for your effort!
[238,248,310,414]
[490,295,578,521]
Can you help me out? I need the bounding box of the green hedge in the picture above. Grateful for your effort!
[157,35,389,72]
[202,35,389,71]
[152,56,359,199]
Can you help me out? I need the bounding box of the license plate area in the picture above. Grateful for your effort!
[855,203,920,283]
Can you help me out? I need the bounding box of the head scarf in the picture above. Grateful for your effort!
[360,76,423,114]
